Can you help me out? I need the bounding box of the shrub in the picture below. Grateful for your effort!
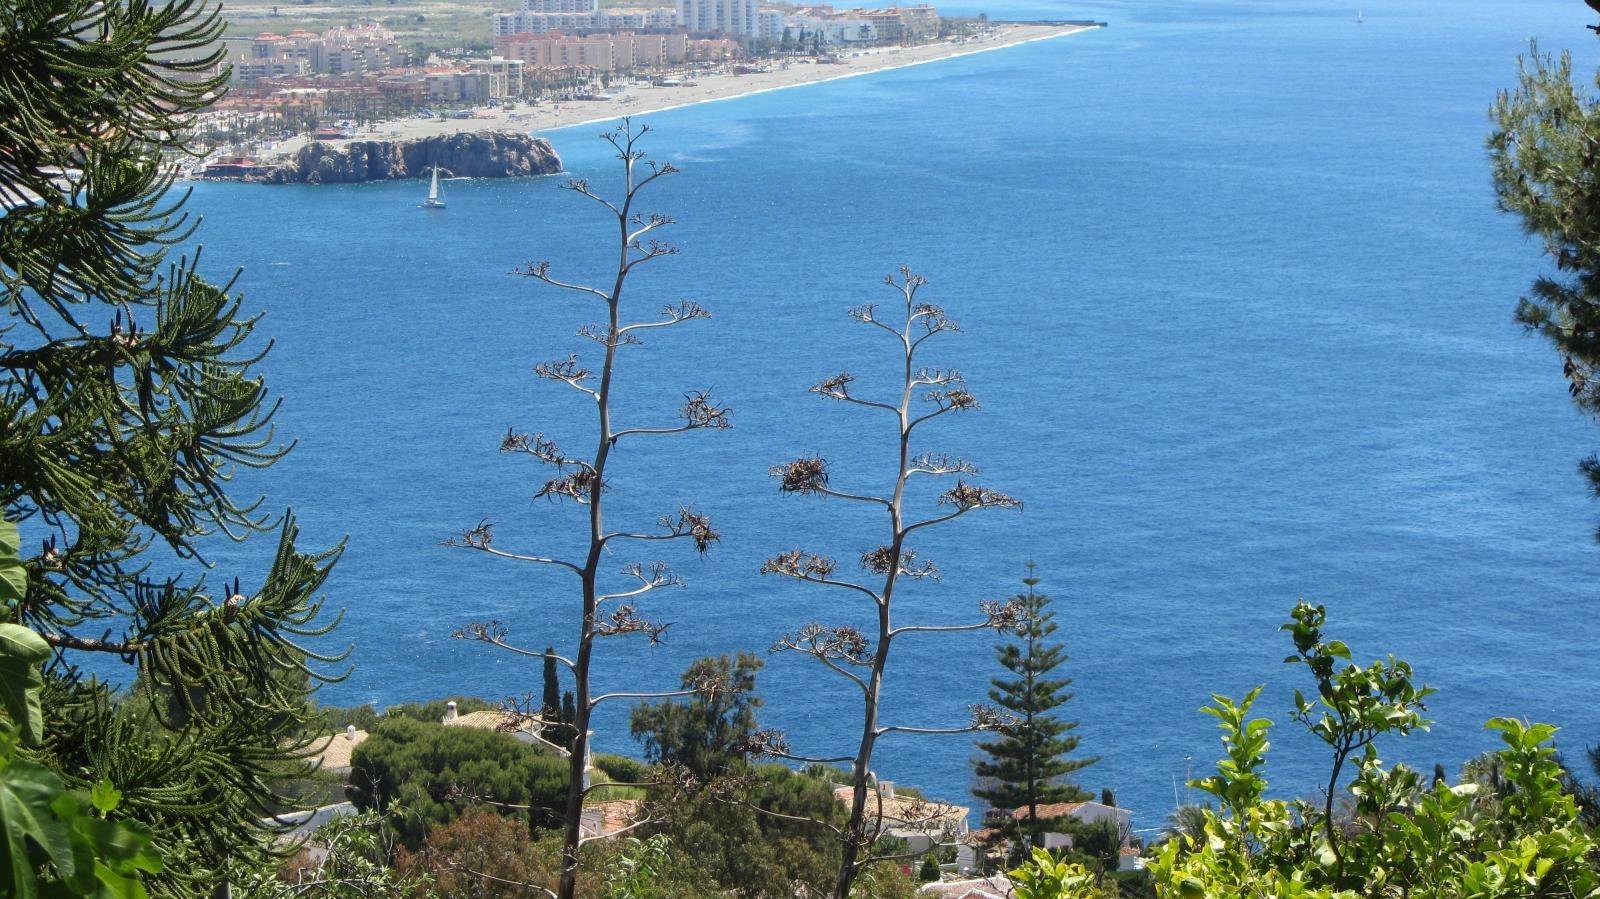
[383,696,497,724]
[594,753,649,785]
[349,716,567,845]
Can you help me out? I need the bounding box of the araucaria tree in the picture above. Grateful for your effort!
[755,268,1025,899]
[1,0,348,890]
[1490,45,1600,535]
[973,567,1096,859]
[448,120,729,899]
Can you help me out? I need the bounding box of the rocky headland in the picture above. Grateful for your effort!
[254,131,562,184]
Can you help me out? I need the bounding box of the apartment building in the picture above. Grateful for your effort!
[675,0,757,37]
[467,57,527,97]
[424,70,493,102]
[519,0,599,11]
[495,31,688,72]
[492,7,677,36]
[229,24,404,85]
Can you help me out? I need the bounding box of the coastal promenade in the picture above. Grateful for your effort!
[267,22,1096,159]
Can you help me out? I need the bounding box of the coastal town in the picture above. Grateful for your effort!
[186,2,1098,177]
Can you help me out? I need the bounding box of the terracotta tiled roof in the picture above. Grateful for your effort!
[917,876,1012,899]
[833,786,969,830]
[305,729,368,771]
[1010,801,1088,820]
[442,709,543,734]
[583,798,642,838]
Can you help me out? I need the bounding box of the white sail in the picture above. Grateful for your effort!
[422,164,445,208]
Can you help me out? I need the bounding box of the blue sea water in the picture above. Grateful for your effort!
[174,0,1600,828]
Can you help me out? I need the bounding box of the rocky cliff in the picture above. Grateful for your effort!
[255,131,562,184]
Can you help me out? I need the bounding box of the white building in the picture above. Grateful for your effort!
[755,8,785,42]
[492,7,677,36]
[520,0,599,12]
[787,13,877,45]
[676,0,757,37]
[468,56,526,98]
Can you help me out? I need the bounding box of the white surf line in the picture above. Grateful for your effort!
[540,25,1099,134]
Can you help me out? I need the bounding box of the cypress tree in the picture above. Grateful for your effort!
[973,567,1096,856]
[0,0,347,890]
[542,645,561,739]
[561,690,577,744]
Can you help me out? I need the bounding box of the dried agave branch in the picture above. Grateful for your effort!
[759,268,1023,899]
[771,456,889,506]
[533,354,596,397]
[594,604,671,644]
[599,506,720,553]
[907,452,979,478]
[860,546,939,580]
[448,120,726,899]
[772,622,875,666]
[534,468,603,504]
[501,430,592,471]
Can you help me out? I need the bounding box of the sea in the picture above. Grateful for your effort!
[173,0,1600,831]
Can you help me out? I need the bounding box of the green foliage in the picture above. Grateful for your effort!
[974,569,1095,855]
[543,648,563,741]
[594,754,649,786]
[309,701,380,734]
[0,617,50,747]
[0,520,23,611]
[918,852,940,883]
[349,716,566,846]
[1,720,163,899]
[602,834,679,899]
[1,0,349,886]
[1138,604,1600,899]
[629,653,761,782]
[1489,45,1600,533]
[380,696,495,724]
[1009,848,1104,899]
[643,764,849,898]
[229,810,421,898]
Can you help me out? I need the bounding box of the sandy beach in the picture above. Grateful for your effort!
[269,23,1096,157]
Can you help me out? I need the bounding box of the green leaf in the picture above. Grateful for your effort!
[1,754,79,897]
[0,518,25,610]
[90,780,121,816]
[0,623,50,745]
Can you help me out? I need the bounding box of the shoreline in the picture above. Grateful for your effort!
[542,23,1099,135]
[261,23,1099,160]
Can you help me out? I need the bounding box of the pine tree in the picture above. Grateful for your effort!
[1491,46,1600,535]
[973,567,1096,857]
[0,0,347,891]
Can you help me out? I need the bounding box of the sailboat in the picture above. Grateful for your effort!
[1356,8,1364,24]
[421,164,445,209]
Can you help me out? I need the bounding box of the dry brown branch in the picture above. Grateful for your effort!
[533,354,597,397]
[859,546,939,580]
[771,457,829,495]
[938,480,1021,511]
[760,548,837,579]
[771,622,873,665]
[907,452,979,477]
[535,468,603,503]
